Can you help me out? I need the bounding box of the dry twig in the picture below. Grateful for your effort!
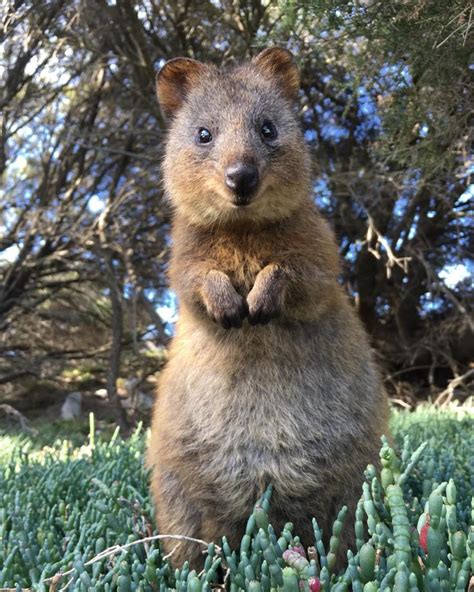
[434,368,474,407]
[42,534,221,587]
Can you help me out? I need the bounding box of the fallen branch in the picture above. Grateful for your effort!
[434,368,474,407]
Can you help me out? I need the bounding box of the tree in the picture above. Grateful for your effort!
[1,0,472,419]
[281,0,473,400]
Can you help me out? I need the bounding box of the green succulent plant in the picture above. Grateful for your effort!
[0,407,472,591]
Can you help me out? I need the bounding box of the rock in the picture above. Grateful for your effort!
[94,388,108,399]
[0,404,36,434]
[137,392,154,410]
[61,392,82,420]
[120,391,154,411]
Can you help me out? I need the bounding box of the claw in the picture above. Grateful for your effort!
[214,299,247,329]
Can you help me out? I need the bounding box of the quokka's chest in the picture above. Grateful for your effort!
[205,233,280,292]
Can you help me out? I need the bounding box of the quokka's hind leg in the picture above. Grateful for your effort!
[200,516,248,553]
[272,490,359,575]
[150,467,205,570]
[320,492,360,574]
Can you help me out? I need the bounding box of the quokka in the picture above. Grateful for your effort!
[147,47,388,569]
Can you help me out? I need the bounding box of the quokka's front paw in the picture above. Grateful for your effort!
[202,271,248,329]
[247,287,282,325]
[247,265,286,325]
[208,293,248,329]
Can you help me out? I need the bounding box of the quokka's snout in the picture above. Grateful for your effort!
[224,160,260,206]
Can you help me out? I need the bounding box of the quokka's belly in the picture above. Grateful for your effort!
[157,314,380,517]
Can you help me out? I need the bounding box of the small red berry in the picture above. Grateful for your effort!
[419,515,430,553]
[309,577,321,592]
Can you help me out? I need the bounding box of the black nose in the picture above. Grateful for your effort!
[225,163,259,204]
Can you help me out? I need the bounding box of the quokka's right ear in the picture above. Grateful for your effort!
[156,58,210,119]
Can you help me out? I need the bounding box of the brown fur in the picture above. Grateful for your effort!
[147,48,389,569]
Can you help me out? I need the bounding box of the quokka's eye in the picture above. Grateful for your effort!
[260,120,277,141]
[197,128,212,144]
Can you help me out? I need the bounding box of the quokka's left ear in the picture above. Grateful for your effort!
[251,47,300,103]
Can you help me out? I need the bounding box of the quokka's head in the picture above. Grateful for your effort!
[156,48,311,226]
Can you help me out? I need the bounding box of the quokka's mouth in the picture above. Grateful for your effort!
[231,196,252,207]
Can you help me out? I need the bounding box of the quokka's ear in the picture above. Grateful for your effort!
[156,57,210,119]
[252,47,300,103]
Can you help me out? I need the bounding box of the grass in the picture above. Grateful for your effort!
[0,405,473,591]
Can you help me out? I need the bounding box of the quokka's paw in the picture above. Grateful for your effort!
[247,264,286,326]
[247,288,282,325]
[208,294,248,329]
[203,271,248,329]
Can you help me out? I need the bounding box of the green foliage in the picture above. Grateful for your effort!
[0,407,473,590]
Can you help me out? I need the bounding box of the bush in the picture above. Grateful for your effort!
[0,407,473,591]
